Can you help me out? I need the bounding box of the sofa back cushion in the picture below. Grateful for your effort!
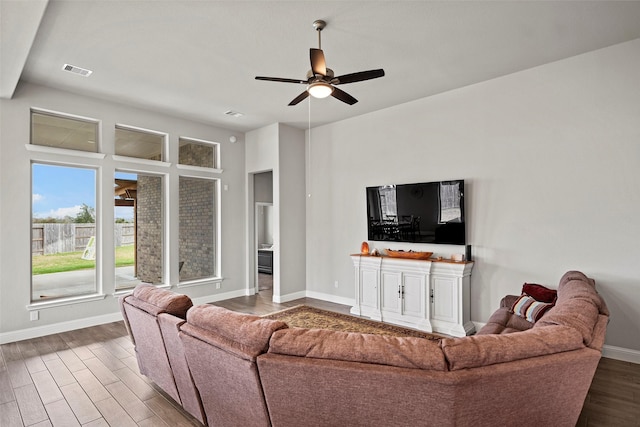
[186,305,287,356]
[268,328,447,371]
[476,306,534,335]
[535,271,608,346]
[440,325,584,370]
[132,283,192,318]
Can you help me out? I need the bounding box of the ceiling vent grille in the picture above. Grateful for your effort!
[224,110,244,118]
[62,64,92,77]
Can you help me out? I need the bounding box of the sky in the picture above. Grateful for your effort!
[32,164,134,221]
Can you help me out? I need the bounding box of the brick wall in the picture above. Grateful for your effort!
[179,177,215,281]
[136,175,163,283]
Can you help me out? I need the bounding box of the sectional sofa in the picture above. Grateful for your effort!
[120,270,608,427]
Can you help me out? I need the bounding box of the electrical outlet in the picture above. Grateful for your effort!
[30,311,39,321]
[216,282,221,290]
[334,280,339,288]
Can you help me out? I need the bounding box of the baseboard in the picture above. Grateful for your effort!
[0,290,247,345]
[602,344,640,364]
[305,290,355,307]
[273,290,307,304]
[0,312,123,345]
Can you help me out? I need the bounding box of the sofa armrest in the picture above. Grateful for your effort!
[501,295,520,308]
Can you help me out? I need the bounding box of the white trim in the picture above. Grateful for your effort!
[26,144,106,159]
[27,293,107,311]
[111,155,171,168]
[176,164,223,174]
[31,107,100,124]
[305,290,356,307]
[0,312,122,345]
[273,290,307,304]
[177,277,223,289]
[602,344,640,364]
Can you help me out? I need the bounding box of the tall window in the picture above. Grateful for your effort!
[115,171,164,289]
[179,177,216,282]
[31,163,97,301]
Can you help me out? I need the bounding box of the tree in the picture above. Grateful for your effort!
[74,204,95,223]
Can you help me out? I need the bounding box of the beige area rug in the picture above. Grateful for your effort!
[263,305,441,340]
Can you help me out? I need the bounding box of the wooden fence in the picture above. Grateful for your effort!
[32,223,134,256]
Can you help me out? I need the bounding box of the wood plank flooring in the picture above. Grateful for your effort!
[1,290,638,426]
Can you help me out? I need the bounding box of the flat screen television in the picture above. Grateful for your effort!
[366,180,465,245]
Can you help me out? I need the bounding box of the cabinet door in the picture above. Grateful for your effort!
[380,271,401,314]
[431,276,458,325]
[359,268,378,310]
[402,273,425,319]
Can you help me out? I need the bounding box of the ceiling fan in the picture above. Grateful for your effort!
[255,20,385,106]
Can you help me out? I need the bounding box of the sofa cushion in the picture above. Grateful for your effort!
[511,295,555,323]
[535,271,608,346]
[132,283,192,318]
[522,283,557,303]
[440,325,584,370]
[476,307,534,335]
[186,305,287,354]
[268,328,447,371]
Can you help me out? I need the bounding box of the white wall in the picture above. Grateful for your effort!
[254,171,273,203]
[245,123,306,301]
[0,82,246,340]
[306,39,640,353]
[278,124,306,298]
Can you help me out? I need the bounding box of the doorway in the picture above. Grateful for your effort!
[256,203,274,293]
[252,171,275,297]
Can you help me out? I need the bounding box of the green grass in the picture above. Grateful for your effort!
[32,245,135,275]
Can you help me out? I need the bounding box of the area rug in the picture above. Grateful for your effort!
[263,305,441,340]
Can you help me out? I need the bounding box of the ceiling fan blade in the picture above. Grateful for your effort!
[288,91,310,106]
[310,48,327,76]
[255,76,307,84]
[331,87,358,105]
[332,69,385,85]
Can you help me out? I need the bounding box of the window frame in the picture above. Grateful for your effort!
[177,170,222,288]
[30,108,101,153]
[29,160,103,308]
[114,123,168,163]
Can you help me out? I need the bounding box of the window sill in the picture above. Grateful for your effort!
[177,277,223,289]
[112,283,170,297]
[27,293,107,311]
[25,144,106,159]
[176,164,223,174]
[112,155,171,167]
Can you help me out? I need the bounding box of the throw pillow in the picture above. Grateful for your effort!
[522,283,557,303]
[511,295,554,323]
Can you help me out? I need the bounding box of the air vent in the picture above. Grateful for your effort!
[62,64,92,77]
[224,110,244,118]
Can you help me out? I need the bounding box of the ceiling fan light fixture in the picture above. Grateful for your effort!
[307,81,333,98]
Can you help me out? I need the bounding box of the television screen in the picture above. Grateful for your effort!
[366,180,465,245]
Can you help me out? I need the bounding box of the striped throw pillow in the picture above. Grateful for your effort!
[511,295,554,323]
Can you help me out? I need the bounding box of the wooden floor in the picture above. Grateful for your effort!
[1,290,638,426]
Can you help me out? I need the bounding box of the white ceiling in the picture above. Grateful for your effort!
[3,1,640,132]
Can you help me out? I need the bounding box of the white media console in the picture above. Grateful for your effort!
[350,254,475,337]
